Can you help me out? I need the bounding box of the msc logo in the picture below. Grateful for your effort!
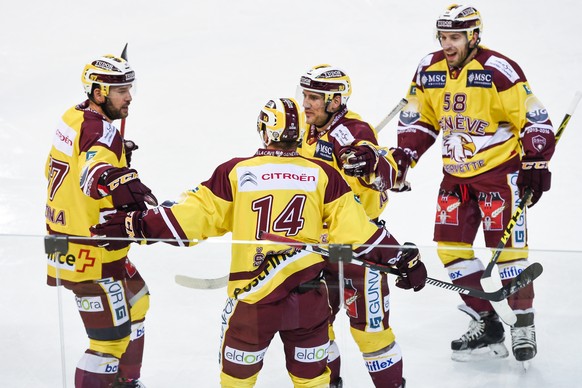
[467,70,493,88]
[421,71,446,88]
[314,139,334,161]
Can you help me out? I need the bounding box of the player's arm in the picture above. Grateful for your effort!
[90,160,235,249]
[78,120,157,211]
[501,78,555,206]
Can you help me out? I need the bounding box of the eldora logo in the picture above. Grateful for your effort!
[224,346,267,365]
[294,343,329,363]
[75,296,104,312]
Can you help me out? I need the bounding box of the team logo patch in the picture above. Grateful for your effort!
[314,139,334,161]
[420,71,447,88]
[435,191,460,225]
[478,192,505,231]
[467,70,493,88]
[344,278,359,318]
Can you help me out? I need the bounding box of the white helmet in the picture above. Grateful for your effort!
[436,4,483,42]
[299,64,351,106]
[257,98,305,145]
[81,54,135,97]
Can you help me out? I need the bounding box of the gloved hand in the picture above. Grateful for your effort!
[339,143,379,177]
[389,147,412,192]
[516,157,551,207]
[124,139,139,167]
[394,242,427,292]
[99,168,158,212]
[90,211,140,251]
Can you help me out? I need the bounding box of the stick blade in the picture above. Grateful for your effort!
[175,274,228,289]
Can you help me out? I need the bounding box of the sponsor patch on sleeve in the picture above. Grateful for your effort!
[484,55,519,83]
[330,124,355,146]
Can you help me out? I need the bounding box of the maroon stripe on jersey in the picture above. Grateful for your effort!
[142,207,190,245]
[201,157,248,202]
[78,110,124,159]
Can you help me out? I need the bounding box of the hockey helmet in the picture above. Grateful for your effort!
[436,4,483,42]
[299,64,351,106]
[81,54,135,97]
[257,98,305,145]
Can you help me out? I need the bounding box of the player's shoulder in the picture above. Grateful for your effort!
[416,50,447,72]
[474,47,527,88]
[330,113,376,146]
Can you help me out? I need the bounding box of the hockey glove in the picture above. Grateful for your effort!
[99,168,158,212]
[90,211,141,251]
[124,139,139,167]
[394,242,427,292]
[516,157,551,207]
[339,143,379,177]
[389,147,412,192]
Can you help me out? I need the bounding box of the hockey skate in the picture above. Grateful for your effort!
[511,312,537,366]
[451,305,508,362]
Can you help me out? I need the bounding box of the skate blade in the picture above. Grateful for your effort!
[521,360,531,371]
[452,343,509,362]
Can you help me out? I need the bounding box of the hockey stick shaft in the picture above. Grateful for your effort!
[120,43,129,137]
[482,91,582,278]
[481,91,580,324]
[375,98,408,132]
[175,274,228,289]
[259,232,539,301]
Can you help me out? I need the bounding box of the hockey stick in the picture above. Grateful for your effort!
[120,43,129,137]
[175,274,229,289]
[260,232,542,302]
[480,91,582,324]
[375,98,408,132]
[174,101,407,290]
[172,263,541,301]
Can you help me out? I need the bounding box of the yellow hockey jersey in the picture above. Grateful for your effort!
[134,149,390,304]
[298,109,394,220]
[397,47,555,180]
[45,100,129,285]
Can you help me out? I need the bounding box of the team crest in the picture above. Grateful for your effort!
[435,191,460,225]
[478,192,505,231]
[443,133,476,163]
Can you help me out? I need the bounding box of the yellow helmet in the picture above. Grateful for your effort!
[436,4,483,42]
[299,64,351,106]
[257,98,305,145]
[81,54,135,97]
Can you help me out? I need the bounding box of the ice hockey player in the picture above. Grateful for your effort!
[90,97,427,388]
[45,53,157,387]
[298,64,411,386]
[391,4,554,363]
